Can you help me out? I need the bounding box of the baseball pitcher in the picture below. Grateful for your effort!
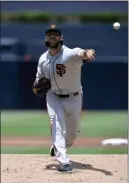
[33,24,95,173]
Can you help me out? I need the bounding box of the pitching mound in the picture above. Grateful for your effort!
[1,154,127,183]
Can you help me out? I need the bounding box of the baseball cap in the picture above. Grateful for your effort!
[45,24,61,35]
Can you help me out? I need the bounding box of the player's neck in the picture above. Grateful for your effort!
[49,45,62,56]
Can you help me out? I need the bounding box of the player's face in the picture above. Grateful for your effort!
[46,32,62,48]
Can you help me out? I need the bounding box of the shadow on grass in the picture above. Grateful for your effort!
[45,160,113,175]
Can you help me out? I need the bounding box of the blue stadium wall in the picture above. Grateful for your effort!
[1,23,128,110]
[0,62,128,110]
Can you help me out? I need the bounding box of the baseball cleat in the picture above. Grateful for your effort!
[50,145,55,156]
[58,163,73,173]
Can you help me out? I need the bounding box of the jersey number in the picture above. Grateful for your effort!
[56,64,66,77]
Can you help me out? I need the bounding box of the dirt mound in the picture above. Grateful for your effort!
[1,137,103,147]
[1,154,127,183]
[2,136,127,148]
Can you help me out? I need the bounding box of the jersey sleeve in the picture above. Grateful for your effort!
[35,56,44,80]
[71,47,84,65]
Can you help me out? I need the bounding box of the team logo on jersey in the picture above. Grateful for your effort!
[56,64,66,77]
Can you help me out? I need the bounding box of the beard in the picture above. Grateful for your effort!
[47,40,61,49]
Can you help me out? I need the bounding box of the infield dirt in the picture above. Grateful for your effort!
[1,154,127,183]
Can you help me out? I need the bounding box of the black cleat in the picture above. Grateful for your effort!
[58,163,73,173]
[50,145,55,156]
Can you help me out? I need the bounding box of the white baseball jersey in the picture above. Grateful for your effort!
[36,45,83,94]
[36,45,85,165]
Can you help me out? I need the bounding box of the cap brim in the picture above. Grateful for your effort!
[46,29,61,35]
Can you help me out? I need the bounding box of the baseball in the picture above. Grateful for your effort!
[113,22,120,30]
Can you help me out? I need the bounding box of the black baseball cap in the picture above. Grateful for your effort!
[45,24,61,35]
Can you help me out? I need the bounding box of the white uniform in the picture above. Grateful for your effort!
[36,45,83,164]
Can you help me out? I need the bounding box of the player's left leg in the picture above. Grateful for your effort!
[64,94,83,148]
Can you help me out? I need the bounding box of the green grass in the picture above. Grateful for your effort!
[1,110,127,154]
[1,110,50,136]
[80,111,128,137]
[68,147,127,154]
[1,146,49,154]
[1,12,128,23]
[1,110,128,138]
[1,146,127,154]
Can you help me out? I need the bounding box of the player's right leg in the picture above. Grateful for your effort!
[46,91,72,172]
[49,119,55,156]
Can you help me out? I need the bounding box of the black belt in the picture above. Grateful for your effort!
[56,92,79,98]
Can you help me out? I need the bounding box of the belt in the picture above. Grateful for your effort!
[56,92,79,98]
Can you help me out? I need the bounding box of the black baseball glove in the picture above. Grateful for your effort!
[32,77,51,97]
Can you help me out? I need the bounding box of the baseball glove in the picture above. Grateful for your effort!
[32,77,51,97]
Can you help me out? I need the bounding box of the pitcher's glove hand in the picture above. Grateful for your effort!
[32,77,51,97]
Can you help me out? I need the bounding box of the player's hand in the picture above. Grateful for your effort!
[85,49,95,60]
